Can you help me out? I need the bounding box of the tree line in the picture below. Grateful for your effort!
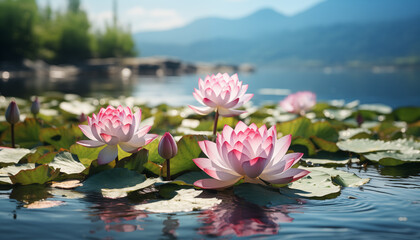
[0,0,137,64]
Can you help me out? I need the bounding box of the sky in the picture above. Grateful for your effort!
[37,0,324,32]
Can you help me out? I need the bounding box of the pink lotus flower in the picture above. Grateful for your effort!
[77,105,157,165]
[188,73,253,117]
[280,91,316,115]
[193,121,309,189]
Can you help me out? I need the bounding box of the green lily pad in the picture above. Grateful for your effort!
[76,168,146,193]
[310,136,339,152]
[0,148,32,165]
[363,150,420,166]
[69,144,104,167]
[102,177,162,199]
[234,183,298,207]
[337,139,420,153]
[339,128,372,140]
[115,149,148,173]
[173,171,210,186]
[49,151,86,175]
[303,167,370,187]
[277,117,312,139]
[9,164,60,185]
[0,163,36,185]
[1,118,41,148]
[27,146,57,164]
[393,107,420,123]
[134,189,222,213]
[40,125,83,150]
[291,137,316,156]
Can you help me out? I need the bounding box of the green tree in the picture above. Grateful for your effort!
[95,24,137,58]
[0,0,38,62]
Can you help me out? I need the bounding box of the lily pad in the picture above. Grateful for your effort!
[69,144,104,167]
[101,177,162,199]
[59,100,96,116]
[0,148,32,165]
[40,125,83,150]
[0,163,36,185]
[49,151,86,175]
[363,150,420,166]
[339,128,372,140]
[358,104,392,114]
[173,171,210,185]
[134,189,222,213]
[337,139,420,153]
[76,168,147,193]
[27,146,57,164]
[9,164,60,185]
[51,180,83,189]
[323,109,353,121]
[1,118,41,148]
[115,149,148,173]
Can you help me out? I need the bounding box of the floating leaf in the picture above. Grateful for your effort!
[339,128,372,140]
[0,164,36,185]
[283,169,341,198]
[393,107,420,123]
[49,151,86,175]
[102,178,161,199]
[277,117,312,138]
[173,171,210,186]
[59,100,95,116]
[115,149,148,173]
[76,168,146,193]
[363,150,420,166]
[291,137,316,156]
[27,146,57,164]
[69,144,104,167]
[10,164,60,185]
[24,200,65,209]
[40,125,83,150]
[234,183,297,207]
[0,147,32,165]
[323,109,353,121]
[310,121,339,142]
[1,118,41,148]
[359,104,392,114]
[337,139,420,153]
[51,180,83,189]
[310,136,339,152]
[134,189,222,213]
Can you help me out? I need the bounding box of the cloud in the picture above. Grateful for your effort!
[124,7,186,32]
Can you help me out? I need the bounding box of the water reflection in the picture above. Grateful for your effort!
[87,197,148,233]
[198,199,296,237]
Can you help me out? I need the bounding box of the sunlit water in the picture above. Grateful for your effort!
[1,67,420,108]
[0,164,419,239]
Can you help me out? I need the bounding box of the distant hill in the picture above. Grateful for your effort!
[134,0,420,65]
[135,0,420,45]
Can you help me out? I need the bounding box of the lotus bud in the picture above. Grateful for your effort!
[5,100,20,124]
[158,132,178,160]
[158,132,178,181]
[31,97,40,117]
[79,112,87,122]
[356,113,364,127]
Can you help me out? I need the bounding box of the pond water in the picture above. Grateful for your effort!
[1,68,420,239]
[1,67,420,108]
[0,164,419,239]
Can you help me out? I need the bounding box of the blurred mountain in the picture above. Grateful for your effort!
[134,0,420,65]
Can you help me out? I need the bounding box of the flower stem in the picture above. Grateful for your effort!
[11,124,15,148]
[166,159,171,181]
[212,109,219,137]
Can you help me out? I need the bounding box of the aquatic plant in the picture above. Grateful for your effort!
[5,100,20,148]
[280,91,316,115]
[77,105,157,165]
[188,73,253,135]
[158,132,178,180]
[192,121,310,189]
[30,97,40,119]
